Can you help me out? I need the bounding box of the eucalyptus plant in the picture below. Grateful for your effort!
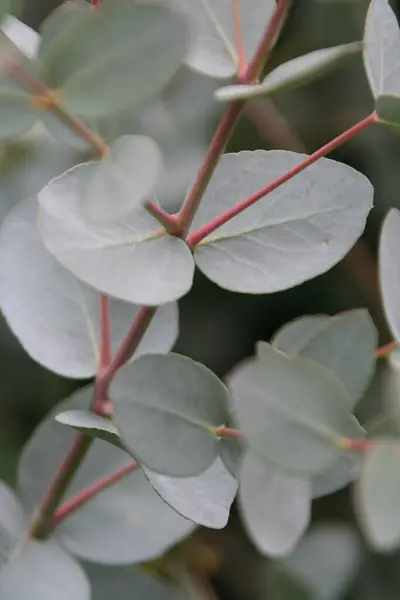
[1,0,400,598]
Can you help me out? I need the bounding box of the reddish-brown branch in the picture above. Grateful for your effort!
[176,0,290,234]
[28,435,92,538]
[91,0,101,8]
[99,294,111,370]
[52,461,136,526]
[375,340,397,359]
[231,0,247,75]
[215,426,242,438]
[187,112,378,247]
[242,0,292,83]
[145,201,181,234]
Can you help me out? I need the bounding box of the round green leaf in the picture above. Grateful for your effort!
[356,440,400,551]
[0,197,179,377]
[81,135,163,222]
[239,451,310,557]
[18,386,194,565]
[37,163,195,306]
[192,151,373,294]
[38,0,90,59]
[0,540,90,600]
[41,0,190,118]
[271,309,378,407]
[216,43,361,102]
[112,353,230,476]
[182,0,275,78]
[143,457,237,529]
[229,345,363,475]
[380,209,400,342]
[84,562,178,600]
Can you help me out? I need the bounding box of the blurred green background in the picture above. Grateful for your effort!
[2,0,400,598]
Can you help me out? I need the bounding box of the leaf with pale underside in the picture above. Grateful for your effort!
[55,410,124,450]
[0,197,179,378]
[181,0,275,79]
[191,150,373,294]
[363,0,400,125]
[216,42,361,102]
[82,135,163,222]
[229,344,364,475]
[37,163,195,306]
[356,439,400,551]
[143,458,237,529]
[19,386,194,565]
[112,353,229,476]
[41,0,190,118]
[239,451,310,557]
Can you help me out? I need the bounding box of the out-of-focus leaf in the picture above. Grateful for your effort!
[356,439,400,551]
[239,451,310,557]
[39,0,90,59]
[380,209,400,341]
[2,15,39,58]
[18,386,194,565]
[271,309,378,407]
[192,151,373,294]
[182,0,275,78]
[81,135,163,222]
[37,163,194,305]
[0,539,90,600]
[229,344,363,475]
[112,353,229,476]
[0,482,25,566]
[311,452,361,499]
[84,562,178,600]
[0,197,178,377]
[41,0,189,118]
[216,43,361,101]
[143,458,237,529]
[267,524,361,600]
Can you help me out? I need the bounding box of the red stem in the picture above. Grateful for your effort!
[52,461,136,526]
[215,426,242,438]
[231,0,247,76]
[91,0,100,7]
[187,112,378,248]
[28,434,92,538]
[242,0,292,83]
[176,0,290,234]
[375,340,397,358]
[145,201,181,234]
[99,294,111,370]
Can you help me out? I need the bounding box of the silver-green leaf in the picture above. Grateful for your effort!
[239,451,310,557]
[229,344,364,475]
[0,197,179,378]
[192,151,373,294]
[216,42,361,102]
[112,353,230,476]
[37,163,195,306]
[356,439,400,551]
[41,0,190,118]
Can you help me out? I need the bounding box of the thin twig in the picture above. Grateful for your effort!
[231,0,247,75]
[52,461,136,526]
